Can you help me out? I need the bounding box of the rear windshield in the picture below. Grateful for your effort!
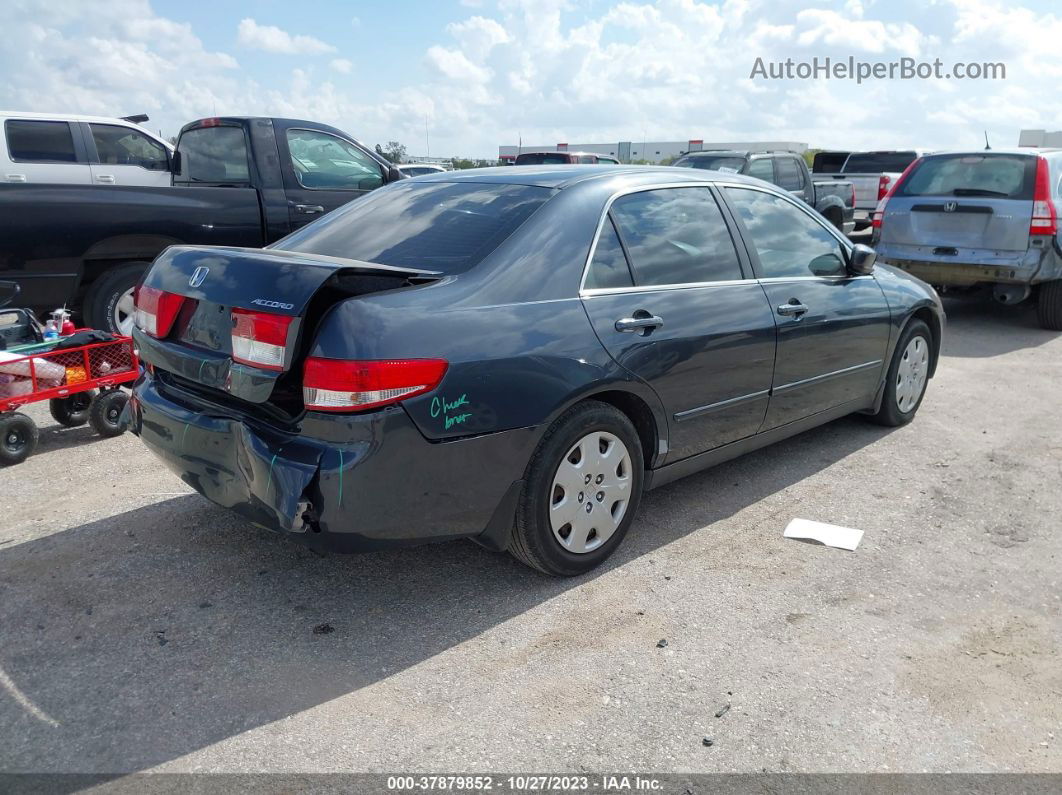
[898,154,1036,200]
[274,182,552,273]
[842,151,918,173]
[515,152,570,164]
[673,155,746,173]
[812,152,850,173]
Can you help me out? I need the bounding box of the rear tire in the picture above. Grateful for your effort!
[49,391,95,427]
[83,262,148,334]
[868,319,932,427]
[89,390,129,438]
[0,412,38,466]
[1037,280,1062,331]
[509,401,644,576]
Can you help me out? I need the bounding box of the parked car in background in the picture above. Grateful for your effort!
[671,150,855,234]
[0,116,402,333]
[514,151,621,165]
[1,111,174,188]
[873,149,1062,329]
[127,165,943,576]
[820,150,926,231]
[810,150,851,174]
[397,163,447,177]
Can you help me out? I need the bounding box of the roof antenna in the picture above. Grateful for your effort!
[984,130,991,150]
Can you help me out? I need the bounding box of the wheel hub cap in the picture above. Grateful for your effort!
[549,431,632,554]
[114,287,136,336]
[895,335,929,413]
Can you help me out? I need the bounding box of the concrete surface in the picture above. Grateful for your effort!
[0,293,1059,774]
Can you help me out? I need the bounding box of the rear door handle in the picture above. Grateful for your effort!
[615,314,664,333]
[6,174,26,183]
[295,204,325,215]
[777,301,809,318]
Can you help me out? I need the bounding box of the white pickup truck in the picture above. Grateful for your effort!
[815,150,927,231]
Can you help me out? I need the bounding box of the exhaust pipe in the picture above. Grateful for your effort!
[993,284,1031,305]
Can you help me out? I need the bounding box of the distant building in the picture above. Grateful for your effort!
[498,139,808,165]
[1019,129,1062,147]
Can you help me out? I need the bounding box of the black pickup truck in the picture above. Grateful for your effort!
[0,116,402,332]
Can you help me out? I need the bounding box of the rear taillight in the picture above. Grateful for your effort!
[303,357,448,412]
[134,285,185,339]
[877,174,891,201]
[872,157,922,231]
[1030,156,1058,236]
[230,308,293,371]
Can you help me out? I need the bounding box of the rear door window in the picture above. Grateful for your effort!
[175,126,250,183]
[5,120,78,162]
[725,187,847,278]
[746,158,774,182]
[276,181,552,274]
[898,154,1035,200]
[775,157,805,191]
[609,187,744,286]
[842,151,918,173]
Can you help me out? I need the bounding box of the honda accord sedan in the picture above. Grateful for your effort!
[128,166,944,576]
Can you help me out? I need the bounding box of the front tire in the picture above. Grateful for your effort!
[868,319,932,427]
[89,390,129,438]
[0,412,38,466]
[83,262,148,334]
[1037,280,1062,331]
[510,401,644,576]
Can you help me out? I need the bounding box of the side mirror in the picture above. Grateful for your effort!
[170,150,182,176]
[386,165,405,182]
[848,243,877,275]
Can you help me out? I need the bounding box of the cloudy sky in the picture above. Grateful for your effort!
[2,0,1060,158]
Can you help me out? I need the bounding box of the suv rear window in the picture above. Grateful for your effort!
[175,126,250,183]
[275,182,552,273]
[898,154,1036,200]
[515,153,571,165]
[842,151,918,173]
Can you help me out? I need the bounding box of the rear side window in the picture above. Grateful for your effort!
[746,158,774,182]
[842,151,918,173]
[609,187,743,286]
[276,182,552,274]
[584,217,634,289]
[775,158,805,191]
[898,154,1036,200]
[5,120,77,163]
[175,126,250,183]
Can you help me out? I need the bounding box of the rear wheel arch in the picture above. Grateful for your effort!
[572,389,661,472]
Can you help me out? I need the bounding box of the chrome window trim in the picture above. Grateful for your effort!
[578,179,858,297]
[578,181,753,295]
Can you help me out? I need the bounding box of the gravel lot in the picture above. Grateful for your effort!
[1,293,1060,774]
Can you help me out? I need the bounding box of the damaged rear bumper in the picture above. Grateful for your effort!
[128,373,537,552]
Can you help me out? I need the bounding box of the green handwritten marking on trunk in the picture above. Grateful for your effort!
[444,413,472,430]
[431,393,469,419]
[337,450,344,507]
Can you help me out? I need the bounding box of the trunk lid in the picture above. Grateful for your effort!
[136,245,440,410]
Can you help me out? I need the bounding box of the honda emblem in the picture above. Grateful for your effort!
[943,201,957,213]
[189,266,209,288]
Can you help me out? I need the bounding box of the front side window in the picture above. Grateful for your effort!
[276,181,552,274]
[286,129,383,191]
[584,217,634,289]
[775,157,805,191]
[725,187,847,278]
[746,158,774,182]
[175,126,250,183]
[5,120,77,163]
[609,187,743,286]
[90,124,168,170]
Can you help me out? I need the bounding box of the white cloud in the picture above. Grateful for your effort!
[236,18,335,55]
[331,58,353,74]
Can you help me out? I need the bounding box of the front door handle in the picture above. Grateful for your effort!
[295,204,325,215]
[615,313,664,334]
[6,174,26,183]
[96,174,115,184]
[777,301,809,318]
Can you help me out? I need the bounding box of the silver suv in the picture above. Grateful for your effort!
[873,149,1062,329]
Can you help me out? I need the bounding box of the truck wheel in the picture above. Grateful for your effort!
[0,412,38,466]
[1037,280,1062,331]
[49,391,95,427]
[823,208,844,232]
[83,262,148,334]
[89,390,129,438]
[509,401,644,576]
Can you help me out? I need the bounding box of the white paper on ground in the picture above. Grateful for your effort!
[783,518,863,551]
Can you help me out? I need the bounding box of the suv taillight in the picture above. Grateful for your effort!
[877,174,891,201]
[230,308,294,371]
[303,357,448,412]
[1030,156,1058,236]
[134,285,185,339]
[872,157,922,231]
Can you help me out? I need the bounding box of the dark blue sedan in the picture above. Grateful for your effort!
[128,166,944,575]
